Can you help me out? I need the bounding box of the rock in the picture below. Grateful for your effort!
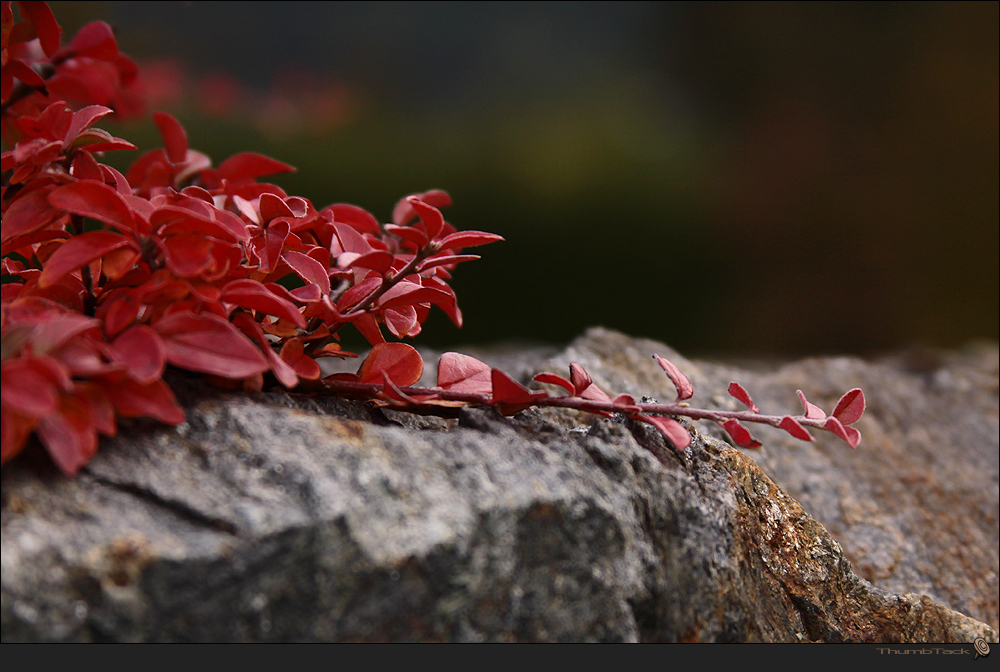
[1,329,996,642]
[540,328,999,635]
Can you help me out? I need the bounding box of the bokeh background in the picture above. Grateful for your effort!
[50,1,999,358]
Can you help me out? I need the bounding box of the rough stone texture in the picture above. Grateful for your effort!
[539,328,999,635]
[1,328,996,642]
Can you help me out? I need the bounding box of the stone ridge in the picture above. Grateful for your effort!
[1,334,997,642]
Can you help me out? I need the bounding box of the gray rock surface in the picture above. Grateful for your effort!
[1,328,996,642]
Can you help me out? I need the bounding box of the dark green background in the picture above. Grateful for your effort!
[49,2,999,357]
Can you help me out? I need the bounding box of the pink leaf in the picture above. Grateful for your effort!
[381,372,419,404]
[490,368,548,406]
[832,388,866,425]
[357,342,423,387]
[654,354,694,401]
[778,416,814,442]
[824,417,862,449]
[439,353,493,394]
[720,419,762,449]
[640,415,691,450]
[569,363,593,395]
[612,394,640,415]
[796,390,827,420]
[727,382,759,413]
[532,372,574,396]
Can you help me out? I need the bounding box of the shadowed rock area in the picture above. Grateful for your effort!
[2,328,996,642]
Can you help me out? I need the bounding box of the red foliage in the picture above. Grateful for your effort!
[2,3,865,476]
[1,2,500,474]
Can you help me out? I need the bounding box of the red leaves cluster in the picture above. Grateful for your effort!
[2,2,865,477]
[317,350,865,454]
[2,2,501,474]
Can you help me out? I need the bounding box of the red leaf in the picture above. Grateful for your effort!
[392,190,451,226]
[568,363,593,395]
[5,58,46,89]
[654,354,694,401]
[778,416,814,442]
[221,278,306,328]
[38,231,137,288]
[337,275,381,312]
[438,352,493,394]
[62,20,118,60]
[216,152,295,183]
[158,232,214,277]
[720,419,762,449]
[384,305,419,338]
[727,382,759,413]
[824,417,862,449]
[405,196,444,239]
[258,192,293,222]
[230,311,298,389]
[1,186,63,243]
[153,111,188,164]
[154,311,269,379]
[17,0,61,57]
[384,223,429,248]
[490,368,548,406]
[345,250,395,274]
[110,325,166,385]
[351,312,385,346]
[832,388,865,425]
[381,372,419,405]
[640,415,691,450]
[48,180,139,234]
[796,390,827,420]
[532,372,574,395]
[612,394,640,415]
[36,394,98,476]
[357,342,423,386]
[437,230,504,250]
[377,282,452,311]
[416,253,479,273]
[102,377,185,425]
[279,339,321,380]
[1,356,66,417]
[65,105,114,143]
[328,203,381,236]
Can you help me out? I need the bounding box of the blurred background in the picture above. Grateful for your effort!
[50,1,999,358]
